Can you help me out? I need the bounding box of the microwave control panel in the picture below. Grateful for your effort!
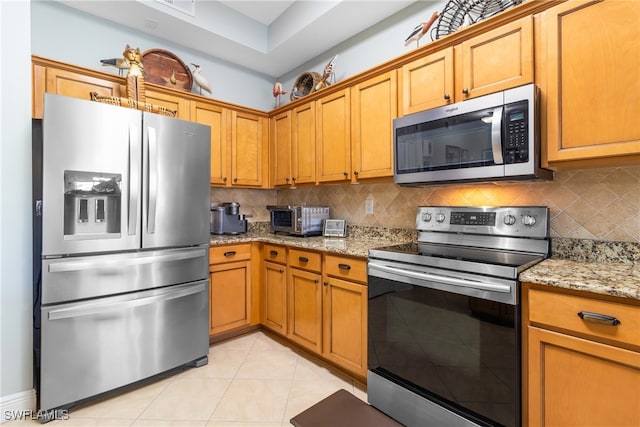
[503,101,529,164]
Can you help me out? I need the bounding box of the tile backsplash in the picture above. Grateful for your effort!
[212,166,640,243]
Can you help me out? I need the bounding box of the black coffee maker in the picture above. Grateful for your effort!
[210,202,248,235]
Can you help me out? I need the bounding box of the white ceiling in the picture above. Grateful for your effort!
[58,0,418,78]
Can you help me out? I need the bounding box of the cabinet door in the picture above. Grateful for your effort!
[528,327,640,427]
[541,0,640,164]
[270,111,292,187]
[291,102,316,185]
[209,260,251,335]
[44,67,122,104]
[351,71,397,181]
[288,268,322,353]
[399,47,454,115]
[322,276,367,378]
[316,89,351,183]
[231,111,268,187]
[191,102,230,186]
[262,261,287,335]
[460,16,533,100]
[144,88,189,120]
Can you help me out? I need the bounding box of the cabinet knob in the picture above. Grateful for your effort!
[299,256,309,263]
[292,177,296,182]
[354,171,359,177]
[233,177,238,183]
[462,88,469,95]
[285,177,290,183]
[323,281,329,286]
[314,279,319,284]
[444,94,451,101]
[223,177,227,182]
[279,269,284,274]
[270,250,278,256]
[343,172,348,177]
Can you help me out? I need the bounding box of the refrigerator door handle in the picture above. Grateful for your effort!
[47,282,207,320]
[128,124,139,235]
[147,126,158,234]
[48,248,207,273]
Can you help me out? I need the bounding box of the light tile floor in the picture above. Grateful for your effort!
[6,331,367,427]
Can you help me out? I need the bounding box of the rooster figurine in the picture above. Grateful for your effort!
[404,11,440,47]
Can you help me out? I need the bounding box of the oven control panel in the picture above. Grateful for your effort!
[416,206,549,238]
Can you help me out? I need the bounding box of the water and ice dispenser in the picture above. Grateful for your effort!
[63,170,121,239]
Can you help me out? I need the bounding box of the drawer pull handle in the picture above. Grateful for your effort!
[223,251,236,257]
[338,263,351,271]
[577,311,621,326]
[299,256,309,263]
[270,250,279,256]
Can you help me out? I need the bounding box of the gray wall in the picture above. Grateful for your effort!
[0,0,33,410]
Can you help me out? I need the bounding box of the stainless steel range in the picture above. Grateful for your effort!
[367,206,550,427]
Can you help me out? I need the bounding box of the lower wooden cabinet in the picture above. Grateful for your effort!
[209,244,252,336]
[262,260,287,335]
[288,268,323,353]
[527,326,640,427]
[322,276,367,378]
[525,284,640,427]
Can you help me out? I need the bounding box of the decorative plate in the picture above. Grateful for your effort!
[141,49,193,92]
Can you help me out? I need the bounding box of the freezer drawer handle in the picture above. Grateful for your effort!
[147,126,158,234]
[368,262,511,294]
[48,282,207,320]
[48,249,206,273]
[577,311,621,326]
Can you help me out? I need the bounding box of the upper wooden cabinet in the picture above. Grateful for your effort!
[351,71,397,182]
[538,0,640,166]
[459,15,533,100]
[316,88,351,183]
[230,111,269,187]
[398,16,533,115]
[191,101,230,186]
[399,47,454,115]
[270,111,293,187]
[291,102,317,185]
[32,61,123,118]
[144,88,189,120]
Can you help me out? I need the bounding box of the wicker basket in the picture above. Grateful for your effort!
[290,71,323,101]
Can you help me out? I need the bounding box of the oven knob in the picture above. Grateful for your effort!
[421,212,432,222]
[435,213,446,223]
[522,215,537,226]
[504,214,517,226]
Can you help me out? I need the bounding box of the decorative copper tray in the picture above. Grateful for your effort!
[141,49,193,93]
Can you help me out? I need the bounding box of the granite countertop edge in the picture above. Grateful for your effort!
[210,231,640,301]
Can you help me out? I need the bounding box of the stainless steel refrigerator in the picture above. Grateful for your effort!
[33,93,211,416]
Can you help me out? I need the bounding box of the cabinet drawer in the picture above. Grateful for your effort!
[263,244,287,264]
[209,244,251,264]
[324,255,367,284]
[528,288,640,348]
[288,249,321,273]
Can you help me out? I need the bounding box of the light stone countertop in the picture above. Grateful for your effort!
[519,258,640,301]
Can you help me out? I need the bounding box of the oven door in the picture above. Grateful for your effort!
[367,259,520,427]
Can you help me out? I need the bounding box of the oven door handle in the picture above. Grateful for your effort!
[368,262,512,294]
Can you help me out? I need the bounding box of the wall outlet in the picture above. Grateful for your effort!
[365,199,374,215]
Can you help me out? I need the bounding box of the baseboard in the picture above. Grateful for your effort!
[0,389,36,424]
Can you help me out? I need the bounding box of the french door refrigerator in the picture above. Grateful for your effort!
[33,93,211,417]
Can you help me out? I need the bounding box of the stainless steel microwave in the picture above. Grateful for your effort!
[266,205,329,237]
[393,84,552,186]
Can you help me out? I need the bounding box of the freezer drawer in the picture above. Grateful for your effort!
[42,246,208,304]
[40,280,209,411]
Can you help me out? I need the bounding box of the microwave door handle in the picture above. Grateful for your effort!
[128,124,139,235]
[491,106,504,164]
